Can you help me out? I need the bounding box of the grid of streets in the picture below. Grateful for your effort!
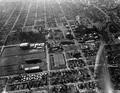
[0,0,107,93]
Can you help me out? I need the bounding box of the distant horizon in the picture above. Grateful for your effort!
[0,0,21,2]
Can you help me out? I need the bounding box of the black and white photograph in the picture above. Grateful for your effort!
[0,0,120,93]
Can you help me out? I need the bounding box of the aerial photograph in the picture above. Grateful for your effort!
[0,0,120,93]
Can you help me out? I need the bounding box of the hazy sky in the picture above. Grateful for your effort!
[0,0,21,2]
